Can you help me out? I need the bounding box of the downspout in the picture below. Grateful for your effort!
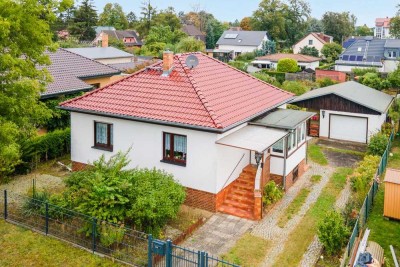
[283,135,288,190]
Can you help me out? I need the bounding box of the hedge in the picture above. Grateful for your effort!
[19,128,71,171]
[260,70,286,83]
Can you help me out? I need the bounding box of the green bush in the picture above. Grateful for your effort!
[262,181,284,206]
[19,128,71,172]
[228,61,248,72]
[252,72,281,87]
[260,70,286,83]
[277,58,299,73]
[316,63,335,70]
[381,122,393,137]
[236,52,256,61]
[299,46,319,57]
[350,155,380,200]
[281,80,308,95]
[367,132,389,156]
[62,151,186,236]
[316,77,338,87]
[321,43,343,62]
[352,67,379,76]
[317,210,349,256]
[358,73,385,90]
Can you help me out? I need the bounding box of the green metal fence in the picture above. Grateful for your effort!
[0,190,239,267]
[343,131,394,264]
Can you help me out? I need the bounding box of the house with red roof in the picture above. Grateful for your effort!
[293,32,333,56]
[59,51,314,220]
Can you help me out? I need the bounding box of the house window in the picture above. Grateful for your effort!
[272,138,284,154]
[287,131,297,153]
[163,132,187,165]
[308,39,313,45]
[94,122,113,151]
[297,122,306,144]
[388,50,397,58]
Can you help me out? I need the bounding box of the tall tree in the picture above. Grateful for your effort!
[240,17,252,30]
[152,7,181,32]
[127,11,138,28]
[251,0,288,43]
[321,11,357,43]
[69,0,98,41]
[285,0,311,45]
[390,16,400,38]
[0,0,69,178]
[306,17,324,33]
[137,0,157,37]
[98,3,129,30]
[205,19,225,49]
[355,24,373,36]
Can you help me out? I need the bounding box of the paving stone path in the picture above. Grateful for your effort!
[251,162,335,267]
[180,213,254,256]
[299,180,352,267]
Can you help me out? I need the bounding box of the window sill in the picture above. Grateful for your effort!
[160,159,186,167]
[92,146,113,152]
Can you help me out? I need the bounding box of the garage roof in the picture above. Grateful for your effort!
[216,125,289,153]
[291,81,394,114]
[250,109,315,129]
[384,168,400,184]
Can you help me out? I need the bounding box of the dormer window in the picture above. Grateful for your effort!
[388,50,397,58]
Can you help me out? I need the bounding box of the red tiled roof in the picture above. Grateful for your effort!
[375,18,391,27]
[256,53,321,62]
[60,53,294,130]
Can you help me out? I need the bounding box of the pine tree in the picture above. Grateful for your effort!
[69,0,98,41]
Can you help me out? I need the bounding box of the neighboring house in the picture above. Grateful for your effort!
[182,24,206,42]
[40,48,121,99]
[290,81,393,143]
[335,37,400,73]
[292,32,333,56]
[215,30,268,58]
[343,36,365,49]
[107,56,157,72]
[59,51,314,220]
[374,17,392,39]
[66,47,134,65]
[93,30,143,47]
[251,53,321,70]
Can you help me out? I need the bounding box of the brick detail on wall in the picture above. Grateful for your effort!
[215,180,236,210]
[72,161,89,171]
[270,159,307,191]
[184,187,216,212]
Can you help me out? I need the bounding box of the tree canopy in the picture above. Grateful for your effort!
[299,46,319,57]
[98,3,129,30]
[321,11,356,42]
[68,0,98,41]
[321,42,343,62]
[0,0,70,178]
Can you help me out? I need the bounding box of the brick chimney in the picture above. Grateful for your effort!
[101,33,108,48]
[162,50,174,76]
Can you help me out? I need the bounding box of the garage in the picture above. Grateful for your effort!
[329,114,368,143]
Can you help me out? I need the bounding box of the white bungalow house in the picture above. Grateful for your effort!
[60,52,314,220]
[290,81,394,143]
[292,32,333,56]
[251,53,321,71]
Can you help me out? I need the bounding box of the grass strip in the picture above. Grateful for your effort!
[322,147,366,157]
[311,175,322,184]
[308,144,329,165]
[272,167,352,267]
[0,220,120,267]
[221,233,270,266]
[277,188,311,228]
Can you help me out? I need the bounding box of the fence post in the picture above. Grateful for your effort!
[365,194,369,224]
[45,202,49,235]
[92,218,97,253]
[4,190,7,220]
[165,239,172,267]
[32,179,36,198]
[147,234,153,267]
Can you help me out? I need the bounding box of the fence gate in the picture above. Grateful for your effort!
[148,236,239,267]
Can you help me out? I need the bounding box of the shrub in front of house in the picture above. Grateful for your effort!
[317,210,349,256]
[316,77,337,88]
[61,151,186,236]
[350,155,380,202]
[276,58,299,73]
[252,72,281,87]
[281,80,308,95]
[260,70,286,84]
[367,132,389,156]
[262,181,283,206]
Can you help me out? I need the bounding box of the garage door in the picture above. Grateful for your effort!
[329,114,368,143]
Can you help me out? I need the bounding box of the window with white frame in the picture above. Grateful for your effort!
[297,122,306,144]
[94,121,113,151]
[388,50,397,58]
[272,138,284,154]
[308,39,313,45]
[287,131,297,152]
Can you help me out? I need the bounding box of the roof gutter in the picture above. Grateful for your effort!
[40,86,93,99]
[79,71,121,80]
[57,97,294,134]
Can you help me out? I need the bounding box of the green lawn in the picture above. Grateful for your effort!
[0,220,121,267]
[367,187,400,265]
[272,168,352,267]
[277,188,311,228]
[308,144,329,165]
[311,175,322,184]
[221,233,270,266]
[388,137,400,169]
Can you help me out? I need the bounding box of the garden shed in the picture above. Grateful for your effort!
[383,168,400,220]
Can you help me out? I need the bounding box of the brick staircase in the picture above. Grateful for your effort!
[217,165,257,220]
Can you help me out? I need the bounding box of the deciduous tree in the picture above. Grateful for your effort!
[176,37,205,53]
[321,11,357,43]
[299,46,319,57]
[355,24,373,36]
[390,16,400,38]
[98,3,129,30]
[321,42,343,62]
[240,17,252,30]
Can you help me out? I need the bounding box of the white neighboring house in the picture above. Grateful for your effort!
[375,17,392,39]
[66,47,135,65]
[60,51,314,220]
[292,32,333,56]
[216,30,268,58]
[252,53,321,70]
[290,81,393,143]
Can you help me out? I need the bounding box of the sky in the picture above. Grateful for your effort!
[92,0,398,27]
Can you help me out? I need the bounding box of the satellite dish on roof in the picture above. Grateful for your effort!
[186,55,199,69]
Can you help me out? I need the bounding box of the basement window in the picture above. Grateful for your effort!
[162,132,187,166]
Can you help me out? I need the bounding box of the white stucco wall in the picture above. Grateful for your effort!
[218,44,259,54]
[71,112,220,194]
[319,110,387,142]
[270,143,307,176]
[252,60,319,70]
[383,60,398,73]
[335,64,384,73]
[96,57,134,65]
[293,34,326,55]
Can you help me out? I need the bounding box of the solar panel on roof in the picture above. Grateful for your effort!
[342,55,349,60]
[366,56,374,62]
[349,55,356,61]
[224,33,238,39]
[356,56,364,61]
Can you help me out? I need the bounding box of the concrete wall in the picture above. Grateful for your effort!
[293,34,325,55]
[96,57,134,65]
[319,109,387,142]
[383,60,398,73]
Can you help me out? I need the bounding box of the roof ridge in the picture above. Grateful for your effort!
[176,54,223,129]
[60,48,120,72]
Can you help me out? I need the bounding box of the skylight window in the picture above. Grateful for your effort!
[357,47,362,52]
[224,33,238,39]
